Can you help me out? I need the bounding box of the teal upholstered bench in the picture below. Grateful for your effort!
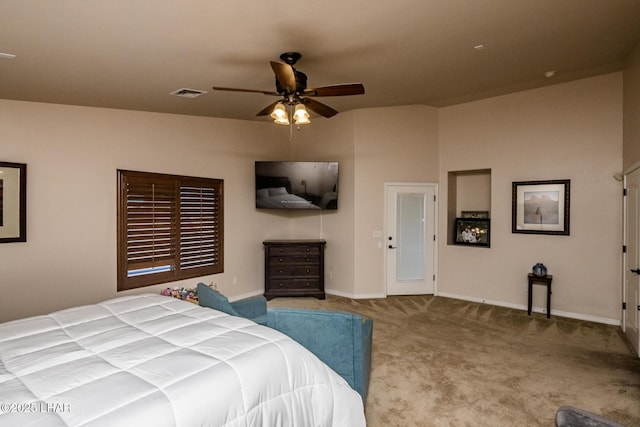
[267,307,373,403]
[196,284,373,401]
[197,283,268,325]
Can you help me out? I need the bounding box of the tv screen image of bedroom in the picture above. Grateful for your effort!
[255,161,338,210]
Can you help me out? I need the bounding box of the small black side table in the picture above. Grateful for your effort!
[528,273,552,318]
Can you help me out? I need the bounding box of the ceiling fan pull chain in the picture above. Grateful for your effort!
[289,117,293,142]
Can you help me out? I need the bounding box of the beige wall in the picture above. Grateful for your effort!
[271,105,441,298]
[0,100,287,322]
[438,73,624,323]
[277,113,358,296]
[624,41,640,171]
[0,72,626,325]
[455,172,492,215]
[352,106,440,296]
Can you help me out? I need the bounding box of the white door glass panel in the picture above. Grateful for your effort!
[396,193,425,281]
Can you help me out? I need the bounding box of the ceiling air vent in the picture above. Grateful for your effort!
[170,88,208,98]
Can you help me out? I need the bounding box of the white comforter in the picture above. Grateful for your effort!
[0,294,366,426]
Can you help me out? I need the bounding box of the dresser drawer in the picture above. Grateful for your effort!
[268,245,321,256]
[269,255,319,266]
[267,279,321,291]
[269,265,320,277]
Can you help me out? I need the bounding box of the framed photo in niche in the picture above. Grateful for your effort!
[0,162,27,243]
[512,179,570,235]
[455,218,490,247]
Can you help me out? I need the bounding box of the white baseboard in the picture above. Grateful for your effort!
[228,290,264,302]
[436,291,621,326]
[325,289,387,300]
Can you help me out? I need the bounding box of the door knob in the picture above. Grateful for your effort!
[388,245,397,249]
[631,268,640,275]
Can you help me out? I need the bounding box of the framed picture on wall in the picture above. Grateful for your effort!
[0,162,27,243]
[455,218,490,247]
[512,179,570,235]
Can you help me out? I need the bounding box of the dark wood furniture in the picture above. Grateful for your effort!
[263,239,326,300]
[527,273,552,318]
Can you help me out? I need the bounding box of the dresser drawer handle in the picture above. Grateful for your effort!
[279,283,284,287]
[279,258,284,262]
[279,269,284,274]
[306,283,310,287]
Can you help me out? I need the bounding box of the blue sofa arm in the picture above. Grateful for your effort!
[197,283,268,325]
[267,308,373,402]
[231,295,268,322]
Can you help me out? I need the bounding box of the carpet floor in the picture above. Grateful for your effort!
[268,295,640,427]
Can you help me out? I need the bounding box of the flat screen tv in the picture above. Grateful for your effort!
[255,161,339,210]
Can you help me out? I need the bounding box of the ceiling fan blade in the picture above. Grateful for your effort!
[270,61,296,93]
[256,101,279,116]
[302,98,339,118]
[212,86,279,96]
[303,83,365,97]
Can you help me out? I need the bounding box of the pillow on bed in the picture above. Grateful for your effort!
[268,187,289,196]
[256,188,269,199]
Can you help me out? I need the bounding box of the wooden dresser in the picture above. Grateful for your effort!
[263,239,326,300]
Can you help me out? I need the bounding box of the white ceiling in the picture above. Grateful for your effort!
[1,1,640,122]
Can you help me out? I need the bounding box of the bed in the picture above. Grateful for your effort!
[0,294,366,426]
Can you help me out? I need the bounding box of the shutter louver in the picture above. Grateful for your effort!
[125,177,177,276]
[180,185,222,270]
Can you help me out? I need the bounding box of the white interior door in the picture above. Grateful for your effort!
[624,168,640,356]
[385,183,437,295]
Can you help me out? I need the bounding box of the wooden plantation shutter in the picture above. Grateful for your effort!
[124,175,177,277]
[179,181,223,272]
[117,170,223,291]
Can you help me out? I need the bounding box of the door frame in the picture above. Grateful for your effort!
[623,162,640,357]
[383,182,438,296]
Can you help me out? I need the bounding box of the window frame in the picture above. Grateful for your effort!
[117,170,224,291]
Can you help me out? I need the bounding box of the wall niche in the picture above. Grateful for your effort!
[447,169,492,245]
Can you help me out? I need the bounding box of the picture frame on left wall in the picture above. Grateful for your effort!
[0,162,27,243]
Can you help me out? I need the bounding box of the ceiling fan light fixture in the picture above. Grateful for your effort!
[293,104,311,125]
[214,53,364,122]
[270,103,290,125]
[274,115,290,125]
